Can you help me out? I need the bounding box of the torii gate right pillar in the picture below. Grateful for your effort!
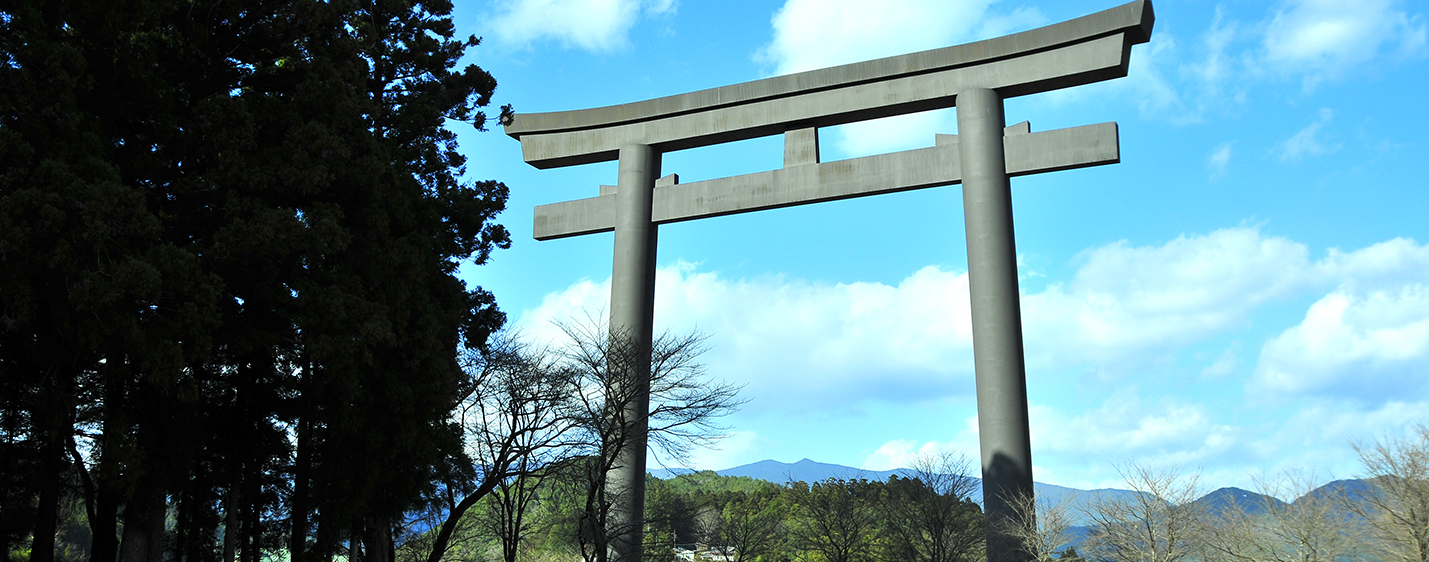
[958,87,1034,562]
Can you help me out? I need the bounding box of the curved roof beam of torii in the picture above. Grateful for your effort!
[504,0,1153,169]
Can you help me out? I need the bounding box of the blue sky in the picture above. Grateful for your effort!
[447,0,1429,492]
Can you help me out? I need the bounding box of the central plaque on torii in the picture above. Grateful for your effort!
[506,2,1154,560]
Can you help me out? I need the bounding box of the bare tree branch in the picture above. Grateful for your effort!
[1083,463,1207,562]
[1000,488,1075,562]
[1201,470,1366,562]
[1347,424,1429,562]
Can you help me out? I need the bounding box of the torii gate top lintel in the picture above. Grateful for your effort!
[504,0,1152,169]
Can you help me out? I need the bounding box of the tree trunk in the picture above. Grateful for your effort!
[290,409,312,562]
[362,517,390,562]
[242,465,261,562]
[423,476,502,562]
[69,435,98,532]
[31,360,75,562]
[222,479,239,562]
[118,475,167,562]
[348,527,362,562]
[91,348,125,562]
[91,470,121,562]
[174,487,191,562]
[29,428,61,562]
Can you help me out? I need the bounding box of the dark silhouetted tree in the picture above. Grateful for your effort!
[1,1,512,561]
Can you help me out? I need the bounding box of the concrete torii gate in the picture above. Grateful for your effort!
[505,2,1154,560]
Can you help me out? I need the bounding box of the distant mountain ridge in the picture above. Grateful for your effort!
[651,458,1139,525]
[651,458,1370,527]
[712,457,912,483]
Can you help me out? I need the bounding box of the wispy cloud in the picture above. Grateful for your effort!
[1275,108,1340,161]
[683,430,763,471]
[1061,1,1426,124]
[1261,0,1428,89]
[1030,389,1237,465]
[1208,141,1234,178]
[861,432,980,472]
[1202,345,1240,378]
[488,0,677,52]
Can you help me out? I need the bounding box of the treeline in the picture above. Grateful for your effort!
[1,1,513,562]
[411,426,1429,562]
[999,426,1429,562]
[391,456,986,562]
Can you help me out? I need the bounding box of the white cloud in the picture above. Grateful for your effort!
[1316,237,1429,292]
[756,0,996,76]
[1023,228,1314,372]
[1276,108,1340,161]
[1030,390,1238,469]
[1043,1,1424,124]
[862,422,981,472]
[520,228,1314,411]
[1247,236,1429,400]
[1252,286,1429,398]
[518,231,1429,420]
[756,0,1043,158]
[1262,0,1428,89]
[516,263,977,412]
[863,440,931,472]
[682,430,763,471]
[1184,8,1242,88]
[489,0,676,52]
[827,110,955,159]
[1246,399,1429,477]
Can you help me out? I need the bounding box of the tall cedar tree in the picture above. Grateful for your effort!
[0,2,511,562]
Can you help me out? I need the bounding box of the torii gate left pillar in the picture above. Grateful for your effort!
[606,144,659,562]
[958,87,1033,561]
[506,3,1153,561]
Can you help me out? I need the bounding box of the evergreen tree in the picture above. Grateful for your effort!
[0,1,512,561]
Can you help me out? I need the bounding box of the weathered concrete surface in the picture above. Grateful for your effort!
[784,127,820,167]
[599,173,677,196]
[533,122,1118,240]
[512,34,1131,168]
[958,87,1035,562]
[606,144,659,562]
[505,0,1151,141]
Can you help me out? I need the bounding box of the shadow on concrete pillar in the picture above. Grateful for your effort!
[606,144,660,562]
[957,87,1035,562]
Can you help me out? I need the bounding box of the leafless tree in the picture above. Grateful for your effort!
[553,320,744,562]
[879,451,984,562]
[404,317,742,562]
[407,335,580,562]
[1083,463,1207,562]
[479,465,549,562]
[1347,424,1429,562]
[1000,489,1076,562]
[1200,470,1365,562]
